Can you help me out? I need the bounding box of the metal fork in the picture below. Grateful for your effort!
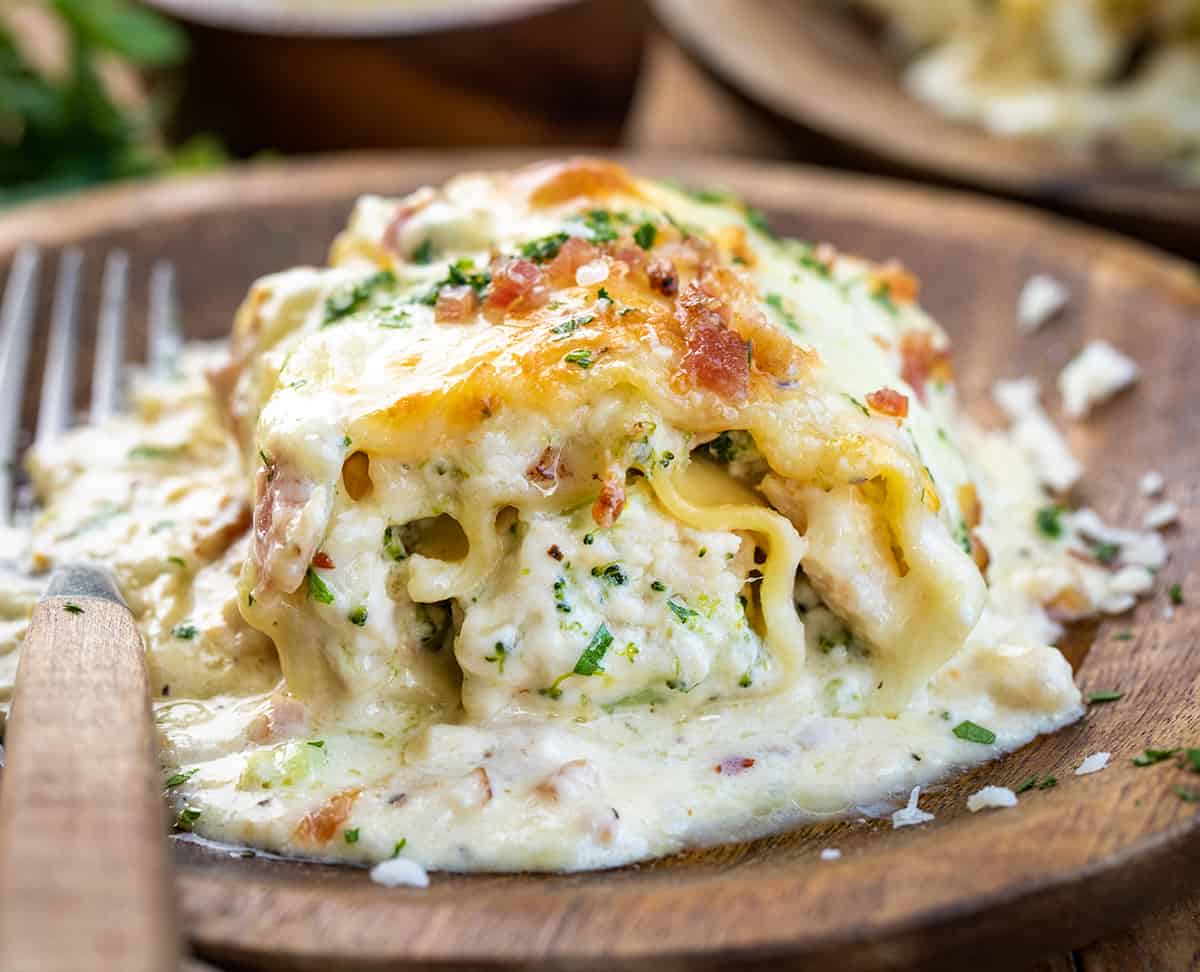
[0,246,181,525]
[0,245,185,971]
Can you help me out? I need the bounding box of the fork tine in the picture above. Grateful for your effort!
[90,250,129,424]
[0,246,42,525]
[147,259,181,379]
[36,248,83,446]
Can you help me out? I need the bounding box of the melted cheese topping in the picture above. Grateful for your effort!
[0,159,1116,872]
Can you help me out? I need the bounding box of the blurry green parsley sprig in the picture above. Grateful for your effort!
[0,0,224,206]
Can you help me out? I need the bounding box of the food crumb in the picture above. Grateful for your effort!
[1075,752,1110,776]
[1143,501,1179,531]
[1058,340,1139,419]
[1017,274,1070,332]
[819,848,841,861]
[1139,471,1165,497]
[966,785,1018,812]
[892,786,935,829]
[370,856,430,889]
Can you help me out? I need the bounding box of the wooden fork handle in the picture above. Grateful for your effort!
[0,565,181,972]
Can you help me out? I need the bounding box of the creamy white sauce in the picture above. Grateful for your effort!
[0,167,1167,873]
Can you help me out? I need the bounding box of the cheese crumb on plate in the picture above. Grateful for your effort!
[966,785,1018,812]
[1058,341,1139,419]
[1017,274,1070,332]
[1075,752,1111,776]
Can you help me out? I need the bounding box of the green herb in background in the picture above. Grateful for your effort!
[0,0,223,205]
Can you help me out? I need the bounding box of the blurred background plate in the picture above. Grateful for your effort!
[2,151,1198,971]
[145,0,651,153]
[650,0,1200,256]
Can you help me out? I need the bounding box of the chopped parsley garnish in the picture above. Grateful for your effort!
[167,556,185,568]
[392,838,408,856]
[1039,776,1058,789]
[563,348,593,369]
[484,641,509,674]
[1113,631,1134,640]
[62,602,83,614]
[683,186,731,204]
[373,305,413,329]
[633,221,657,250]
[1093,542,1120,565]
[175,806,202,830]
[172,624,197,640]
[576,209,621,243]
[765,292,800,331]
[1185,749,1200,773]
[343,828,360,844]
[348,606,368,627]
[551,314,593,338]
[1169,583,1184,605]
[1035,505,1064,539]
[844,394,869,417]
[796,248,832,278]
[417,259,491,305]
[307,739,326,749]
[1132,747,1180,766]
[383,525,408,562]
[411,238,435,265]
[952,720,996,745]
[573,624,613,676]
[553,576,572,613]
[650,580,666,592]
[1173,786,1200,802]
[870,282,898,315]
[738,671,753,688]
[127,445,181,460]
[323,269,396,325]
[744,206,776,240]
[667,598,698,624]
[1014,775,1039,794]
[600,686,664,713]
[520,232,570,263]
[1086,690,1123,703]
[306,568,335,605]
[164,768,197,788]
[597,287,612,303]
[591,563,627,586]
[582,533,595,546]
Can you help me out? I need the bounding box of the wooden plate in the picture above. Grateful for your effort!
[650,0,1200,253]
[1,153,1198,971]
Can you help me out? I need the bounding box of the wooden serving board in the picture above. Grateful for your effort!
[650,0,1200,255]
[1,152,1197,971]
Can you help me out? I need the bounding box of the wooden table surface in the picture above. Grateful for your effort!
[623,30,1200,972]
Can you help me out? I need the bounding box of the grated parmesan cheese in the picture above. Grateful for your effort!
[1017,274,1070,332]
[993,377,1082,492]
[1139,471,1165,497]
[1075,752,1110,775]
[820,848,842,860]
[966,785,1018,812]
[575,260,609,287]
[892,785,936,829]
[1058,341,1139,419]
[369,856,430,889]
[1143,501,1179,531]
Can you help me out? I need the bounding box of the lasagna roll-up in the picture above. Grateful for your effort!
[225,158,986,722]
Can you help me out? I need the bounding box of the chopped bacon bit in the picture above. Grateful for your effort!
[472,766,493,804]
[957,483,982,529]
[547,544,564,561]
[518,157,639,208]
[871,334,893,352]
[592,472,626,528]
[253,466,318,595]
[247,693,308,745]
[485,257,548,317]
[677,283,751,402]
[311,551,335,570]
[899,330,954,402]
[434,285,479,324]
[971,531,991,572]
[294,788,360,845]
[1043,586,1092,622]
[866,387,909,418]
[382,187,435,255]
[526,445,565,490]
[647,257,679,297]
[546,236,598,287]
[715,756,756,775]
[610,244,646,273]
[870,261,920,303]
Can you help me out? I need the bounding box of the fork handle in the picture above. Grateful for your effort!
[0,566,181,972]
